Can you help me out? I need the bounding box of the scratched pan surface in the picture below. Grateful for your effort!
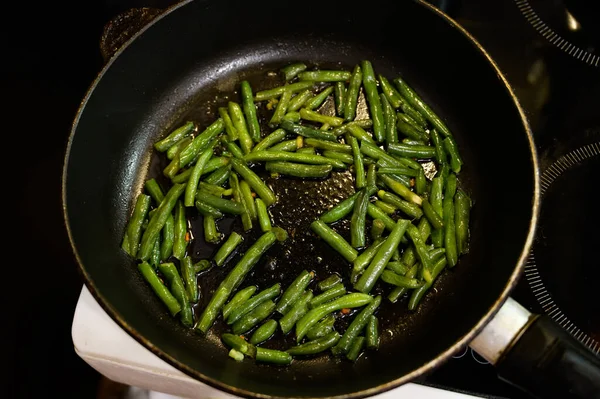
[62,0,538,397]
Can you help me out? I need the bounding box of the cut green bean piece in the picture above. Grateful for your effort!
[160,214,174,261]
[166,136,192,160]
[397,112,426,133]
[223,139,244,159]
[304,86,334,111]
[219,107,238,141]
[184,144,214,207]
[366,203,397,232]
[406,224,433,283]
[354,220,410,294]
[430,128,447,165]
[256,347,292,365]
[443,136,463,174]
[310,282,346,308]
[306,314,336,340]
[198,165,231,186]
[149,235,161,267]
[415,168,427,196]
[396,119,427,142]
[379,174,422,206]
[229,348,244,361]
[281,62,307,81]
[455,189,472,255]
[227,283,281,325]
[374,200,396,215]
[282,111,301,123]
[266,139,297,152]
[319,192,359,223]
[351,238,385,284]
[334,81,346,116]
[266,161,332,179]
[361,61,385,143]
[179,118,224,168]
[125,194,152,257]
[311,220,358,262]
[196,231,280,333]
[270,88,293,128]
[381,93,398,145]
[250,319,278,345]
[230,158,277,206]
[345,136,365,189]
[315,275,341,292]
[181,256,198,303]
[443,179,458,268]
[371,219,386,241]
[296,293,373,341]
[350,189,371,248]
[346,123,375,144]
[138,261,181,316]
[299,108,344,127]
[253,128,287,152]
[422,199,444,230]
[304,137,351,153]
[203,215,220,243]
[287,332,341,356]
[222,285,257,319]
[228,102,253,155]
[299,70,351,82]
[346,336,365,361]
[429,247,446,263]
[276,270,313,315]
[193,259,211,274]
[409,257,447,310]
[386,261,409,276]
[221,333,256,358]
[232,299,276,335]
[322,150,353,164]
[195,190,243,214]
[332,295,381,355]
[287,90,314,113]
[279,290,313,334]
[378,75,402,109]
[366,161,377,191]
[381,270,423,289]
[144,178,165,203]
[245,150,345,169]
[255,198,272,232]
[344,65,362,122]
[239,180,257,220]
[280,119,336,141]
[332,119,373,136]
[157,262,193,326]
[240,81,261,143]
[155,121,194,152]
[366,316,379,350]
[387,262,419,303]
[377,167,418,177]
[214,231,244,267]
[388,143,436,159]
[255,81,314,102]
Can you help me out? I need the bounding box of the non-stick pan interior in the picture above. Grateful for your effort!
[63,0,537,397]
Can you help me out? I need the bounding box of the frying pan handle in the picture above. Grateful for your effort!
[99,7,164,62]
[469,298,600,399]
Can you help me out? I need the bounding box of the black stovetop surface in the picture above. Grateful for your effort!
[11,0,598,398]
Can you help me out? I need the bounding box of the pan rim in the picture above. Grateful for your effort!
[61,0,541,398]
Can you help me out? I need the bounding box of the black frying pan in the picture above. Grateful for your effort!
[61,0,600,398]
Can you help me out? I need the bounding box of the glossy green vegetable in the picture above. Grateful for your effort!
[304,86,334,110]
[154,121,194,153]
[365,315,380,350]
[332,295,381,355]
[310,220,358,263]
[213,231,244,267]
[346,336,365,361]
[319,192,359,223]
[344,65,362,122]
[265,161,332,178]
[255,198,272,232]
[245,150,345,169]
[221,333,256,358]
[232,300,276,335]
[124,194,151,257]
[222,285,257,320]
[298,70,351,82]
[231,158,277,206]
[334,81,346,116]
[309,282,346,308]
[281,62,307,81]
[256,347,292,365]
[276,270,314,315]
[255,81,314,102]
[179,118,224,168]
[270,88,292,127]
[227,283,281,325]
[180,256,198,303]
[253,128,287,152]
[279,290,313,334]
[351,238,385,284]
[361,60,385,143]
[455,189,472,254]
[158,262,193,326]
[240,81,261,142]
[219,107,238,141]
[138,261,180,316]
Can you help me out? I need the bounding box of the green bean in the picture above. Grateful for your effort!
[354,220,410,294]
[396,118,427,142]
[279,290,313,334]
[360,61,385,143]
[394,76,452,136]
[402,138,426,146]
[443,136,463,174]
[388,143,436,159]
[381,270,423,289]
[138,261,181,316]
[422,199,443,230]
[203,165,230,187]
[287,90,313,113]
[166,136,192,161]
[386,261,409,276]
[252,128,287,152]
[218,107,238,141]
[288,332,341,355]
[124,194,152,257]
[223,139,244,159]
[298,70,351,82]
[280,119,336,142]
[406,224,433,282]
[351,238,384,283]
[346,121,375,144]
[381,168,412,188]
[184,144,214,207]
[232,299,276,335]
[409,257,447,310]
[381,93,398,145]
[197,181,227,197]
[255,81,314,102]
[317,275,342,292]
[443,176,458,268]
[144,179,165,203]
[377,167,418,177]
[229,159,276,207]
[213,231,243,267]
[226,282,281,325]
[319,192,359,223]
[306,314,336,340]
[331,119,373,136]
[239,81,261,142]
[430,128,446,165]
[193,259,212,274]
[310,220,357,262]
[269,88,292,128]
[455,189,471,255]
[351,189,370,248]
[276,270,314,315]
[160,214,174,261]
[195,191,242,216]
[334,81,346,116]
[163,154,182,178]
[266,161,332,178]
[387,263,419,303]
[371,219,386,241]
[366,163,377,190]
[196,231,280,333]
[397,112,426,133]
[254,198,272,232]
[365,315,379,350]
[227,102,253,154]
[310,282,346,308]
[415,168,427,196]
[379,174,422,206]
[338,137,363,191]
[332,295,381,355]
[429,247,446,263]
[374,200,396,215]
[378,75,402,109]
[229,172,252,231]
[238,180,257,221]
[245,150,344,169]
[343,65,363,122]
[304,86,334,110]
[360,142,402,167]
[138,184,186,260]
[282,111,301,123]
[322,150,353,164]
[178,118,224,168]
[155,121,194,152]
[181,256,198,303]
[158,262,193,326]
[430,177,445,248]
[221,333,256,358]
[203,215,220,243]
[400,103,428,129]
[268,139,297,152]
[229,348,244,361]
[148,235,161,267]
[366,203,397,231]
[304,137,351,153]
[417,215,432,244]
[346,336,365,361]
[222,285,256,319]
[298,108,343,127]
[296,293,373,341]
[256,347,292,365]
[281,62,307,81]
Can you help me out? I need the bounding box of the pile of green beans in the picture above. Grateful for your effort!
[121,60,472,366]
